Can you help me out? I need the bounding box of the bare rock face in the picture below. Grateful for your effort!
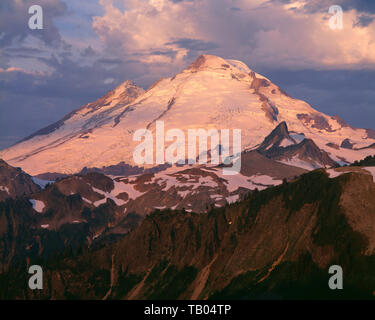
[257,121,295,152]
[341,138,354,149]
[0,159,40,201]
[257,122,337,169]
[297,113,335,132]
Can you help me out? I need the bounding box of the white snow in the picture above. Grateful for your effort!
[290,133,305,143]
[226,194,239,204]
[91,179,145,207]
[327,167,375,182]
[0,186,9,194]
[326,169,344,179]
[29,199,45,213]
[93,233,102,240]
[210,167,281,192]
[177,190,192,198]
[112,180,145,200]
[1,54,374,176]
[278,156,322,170]
[364,167,375,183]
[279,138,295,148]
[249,174,282,186]
[82,197,92,204]
[150,170,218,192]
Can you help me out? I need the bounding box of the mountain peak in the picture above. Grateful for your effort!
[188,54,242,72]
[257,121,296,152]
[1,54,374,175]
[115,80,139,90]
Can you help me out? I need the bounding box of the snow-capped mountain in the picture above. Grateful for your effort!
[1,54,374,175]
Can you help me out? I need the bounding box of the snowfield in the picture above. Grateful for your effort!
[0,54,374,175]
[29,199,45,213]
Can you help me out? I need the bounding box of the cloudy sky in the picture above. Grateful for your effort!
[0,0,374,149]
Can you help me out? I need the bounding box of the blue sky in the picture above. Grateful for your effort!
[0,0,374,149]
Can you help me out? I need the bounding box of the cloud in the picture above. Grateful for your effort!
[0,53,140,149]
[1,0,375,149]
[0,66,44,75]
[92,0,375,72]
[273,0,375,14]
[81,45,96,57]
[0,0,67,48]
[353,14,374,27]
[263,68,375,130]
[165,38,219,51]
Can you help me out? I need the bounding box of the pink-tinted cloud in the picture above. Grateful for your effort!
[92,0,375,75]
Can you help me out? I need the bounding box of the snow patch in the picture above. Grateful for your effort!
[364,167,375,183]
[290,133,305,143]
[112,180,145,200]
[91,180,145,207]
[0,186,9,194]
[226,194,239,204]
[29,199,45,213]
[249,174,282,186]
[278,156,321,170]
[327,167,375,182]
[82,197,92,204]
[154,206,166,210]
[279,138,295,148]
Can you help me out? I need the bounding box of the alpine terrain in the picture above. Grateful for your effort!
[0,55,375,300]
[1,55,374,176]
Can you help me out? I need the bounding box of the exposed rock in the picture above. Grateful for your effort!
[297,113,335,132]
[341,138,354,149]
[0,159,40,201]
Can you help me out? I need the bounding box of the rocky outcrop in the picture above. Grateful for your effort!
[0,159,40,201]
[257,123,337,169]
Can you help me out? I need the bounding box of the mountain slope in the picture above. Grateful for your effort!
[257,122,337,170]
[1,55,374,175]
[2,168,375,299]
[0,156,305,275]
[0,159,40,201]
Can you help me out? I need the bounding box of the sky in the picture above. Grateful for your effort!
[0,0,374,149]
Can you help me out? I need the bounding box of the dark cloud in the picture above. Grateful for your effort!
[81,46,96,57]
[258,67,375,130]
[344,0,375,14]
[353,14,374,27]
[97,58,123,66]
[165,38,220,51]
[0,53,142,149]
[169,0,195,3]
[5,47,43,55]
[149,50,178,58]
[0,0,67,48]
[271,0,375,14]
